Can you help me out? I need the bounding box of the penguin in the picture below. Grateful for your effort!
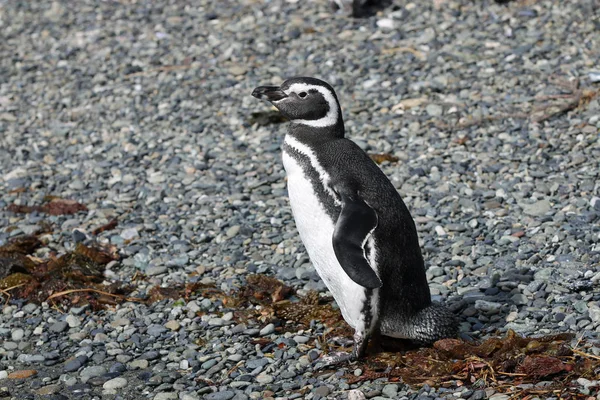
[252,77,458,364]
[330,0,391,18]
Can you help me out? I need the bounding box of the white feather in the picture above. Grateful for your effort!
[282,149,368,331]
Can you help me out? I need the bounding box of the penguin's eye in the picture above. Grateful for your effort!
[298,92,307,98]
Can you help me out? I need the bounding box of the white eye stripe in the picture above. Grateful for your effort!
[283,83,339,128]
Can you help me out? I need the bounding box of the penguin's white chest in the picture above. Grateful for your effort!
[282,150,371,331]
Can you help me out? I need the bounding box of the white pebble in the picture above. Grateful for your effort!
[434,225,447,236]
[66,315,81,328]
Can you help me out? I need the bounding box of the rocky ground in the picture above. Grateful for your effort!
[1,0,599,399]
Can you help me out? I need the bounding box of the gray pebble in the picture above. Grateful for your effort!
[103,377,128,390]
[64,356,88,372]
[50,321,69,333]
[11,328,24,341]
[259,323,275,336]
[204,391,235,400]
[80,366,107,383]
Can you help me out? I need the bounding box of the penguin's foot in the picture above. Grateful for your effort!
[313,351,356,369]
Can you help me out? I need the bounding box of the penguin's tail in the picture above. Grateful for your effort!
[408,303,459,345]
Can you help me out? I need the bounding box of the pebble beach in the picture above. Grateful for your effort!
[1,0,599,399]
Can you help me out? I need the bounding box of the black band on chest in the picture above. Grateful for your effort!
[283,143,340,220]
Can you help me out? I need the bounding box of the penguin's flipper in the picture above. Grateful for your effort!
[332,189,382,289]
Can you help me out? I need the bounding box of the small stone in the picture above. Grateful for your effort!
[588,306,600,323]
[314,386,330,397]
[376,18,394,30]
[69,179,85,190]
[17,354,45,363]
[72,229,87,243]
[293,335,309,344]
[475,300,502,314]
[226,225,240,238]
[511,294,528,306]
[435,225,447,236]
[381,384,399,397]
[229,66,247,76]
[470,391,486,400]
[111,318,130,327]
[187,301,201,312]
[94,333,109,342]
[103,377,128,390]
[3,342,17,350]
[8,370,37,379]
[147,324,167,337]
[121,228,139,240]
[154,393,178,400]
[425,104,443,117]
[347,389,367,400]
[11,328,24,341]
[222,312,233,321]
[64,355,88,372]
[71,305,88,315]
[0,112,16,122]
[204,391,235,400]
[259,323,275,336]
[164,320,180,331]
[208,318,225,326]
[0,371,7,380]
[66,314,81,328]
[506,311,518,322]
[80,366,107,383]
[34,384,61,395]
[577,377,597,388]
[22,303,38,313]
[521,200,551,217]
[129,359,149,370]
[50,321,68,333]
[534,268,552,281]
[246,358,269,369]
[589,71,600,83]
[147,266,168,276]
[200,298,213,309]
[140,351,160,360]
[256,373,274,384]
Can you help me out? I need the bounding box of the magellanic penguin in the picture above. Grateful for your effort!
[252,77,458,364]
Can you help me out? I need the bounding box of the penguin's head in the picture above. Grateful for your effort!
[252,77,343,129]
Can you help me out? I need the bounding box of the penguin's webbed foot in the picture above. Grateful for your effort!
[313,351,356,369]
[313,331,372,369]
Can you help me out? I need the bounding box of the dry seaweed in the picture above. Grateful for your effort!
[0,236,41,279]
[238,274,293,305]
[91,218,119,235]
[145,282,217,304]
[7,198,87,216]
[231,276,599,395]
[1,235,598,396]
[369,153,400,164]
[0,235,127,310]
[342,329,599,397]
[273,290,350,337]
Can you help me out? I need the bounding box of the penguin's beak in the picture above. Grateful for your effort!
[252,86,288,102]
